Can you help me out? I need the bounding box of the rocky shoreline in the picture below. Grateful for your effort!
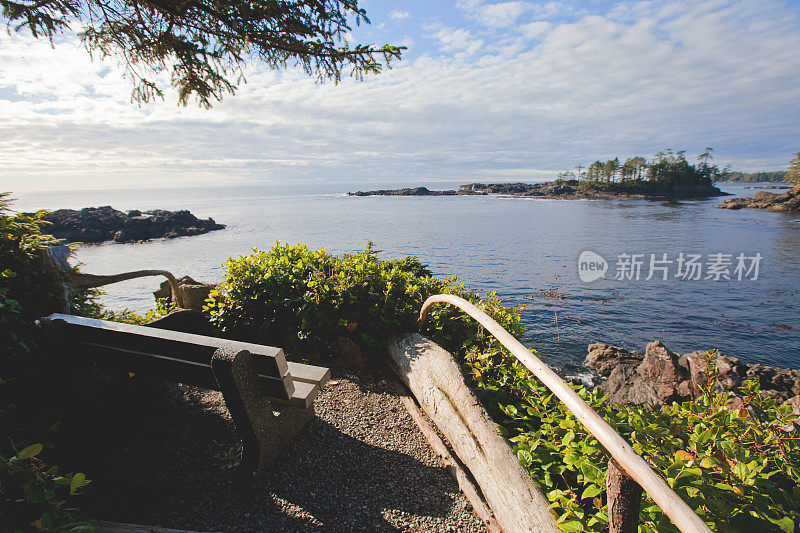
[39,206,226,243]
[585,341,800,413]
[716,185,800,212]
[349,181,728,200]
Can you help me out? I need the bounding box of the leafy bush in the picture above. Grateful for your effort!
[461,339,800,532]
[91,297,174,325]
[0,443,91,532]
[0,193,66,376]
[205,241,520,358]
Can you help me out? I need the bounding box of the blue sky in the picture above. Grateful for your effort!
[1,0,799,191]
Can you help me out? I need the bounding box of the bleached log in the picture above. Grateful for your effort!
[387,333,559,533]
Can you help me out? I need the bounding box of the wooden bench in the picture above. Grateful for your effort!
[37,313,330,475]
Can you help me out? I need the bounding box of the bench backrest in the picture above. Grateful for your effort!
[39,313,295,400]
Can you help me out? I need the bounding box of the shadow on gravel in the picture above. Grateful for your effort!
[42,367,469,532]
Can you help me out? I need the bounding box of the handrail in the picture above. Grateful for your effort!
[419,294,712,533]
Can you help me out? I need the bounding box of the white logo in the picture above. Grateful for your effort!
[578,251,608,282]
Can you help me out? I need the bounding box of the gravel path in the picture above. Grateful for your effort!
[65,362,487,532]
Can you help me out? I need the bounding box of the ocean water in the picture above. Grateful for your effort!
[13,182,800,374]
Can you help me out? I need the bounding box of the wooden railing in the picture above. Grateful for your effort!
[418,294,712,533]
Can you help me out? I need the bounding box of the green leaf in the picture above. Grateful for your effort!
[16,443,43,459]
[581,484,603,499]
[70,473,86,494]
[559,519,586,532]
[517,449,533,466]
[767,516,795,533]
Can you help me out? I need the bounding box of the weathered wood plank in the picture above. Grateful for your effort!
[387,333,559,533]
[42,313,289,376]
[287,362,331,387]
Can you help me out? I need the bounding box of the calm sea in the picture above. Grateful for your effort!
[13,182,800,375]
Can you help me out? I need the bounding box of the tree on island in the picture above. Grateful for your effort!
[566,148,727,191]
[787,152,800,186]
[2,0,403,107]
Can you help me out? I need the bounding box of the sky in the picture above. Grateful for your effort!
[1,0,799,191]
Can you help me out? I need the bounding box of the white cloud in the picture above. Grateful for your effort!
[462,1,533,28]
[389,9,410,21]
[1,0,799,191]
[425,23,485,54]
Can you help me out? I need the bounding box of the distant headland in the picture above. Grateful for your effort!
[38,206,226,243]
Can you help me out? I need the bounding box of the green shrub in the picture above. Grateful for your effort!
[0,193,66,376]
[91,297,174,325]
[0,443,91,532]
[205,241,520,358]
[463,343,799,532]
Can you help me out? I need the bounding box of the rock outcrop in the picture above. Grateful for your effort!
[348,187,465,196]
[586,341,800,409]
[153,275,216,312]
[716,185,800,212]
[40,206,225,243]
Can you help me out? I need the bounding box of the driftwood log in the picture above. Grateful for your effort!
[387,333,559,533]
[40,245,187,310]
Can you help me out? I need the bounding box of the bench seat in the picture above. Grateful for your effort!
[37,312,330,474]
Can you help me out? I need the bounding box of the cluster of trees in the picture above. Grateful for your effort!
[558,148,725,189]
[788,152,800,185]
[723,171,788,183]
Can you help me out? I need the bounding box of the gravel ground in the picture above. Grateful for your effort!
[61,362,487,532]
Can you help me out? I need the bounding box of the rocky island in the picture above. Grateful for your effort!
[351,150,739,200]
[349,180,727,200]
[39,206,226,243]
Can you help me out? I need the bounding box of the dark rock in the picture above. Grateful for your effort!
[348,187,459,196]
[350,180,728,199]
[39,206,225,243]
[717,185,800,212]
[745,364,800,403]
[153,275,216,312]
[145,309,215,336]
[628,341,690,405]
[587,340,800,406]
[685,351,745,397]
[585,343,643,377]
